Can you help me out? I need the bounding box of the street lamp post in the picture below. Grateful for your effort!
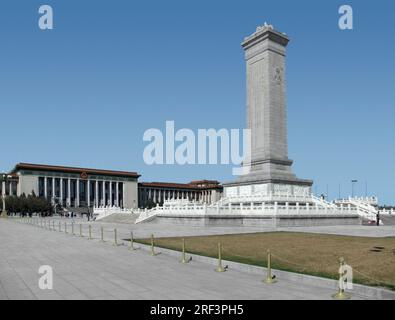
[351,180,358,198]
[1,174,12,218]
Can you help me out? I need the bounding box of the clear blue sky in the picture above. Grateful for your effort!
[0,0,394,204]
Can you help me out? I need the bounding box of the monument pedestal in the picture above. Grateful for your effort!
[224,159,312,200]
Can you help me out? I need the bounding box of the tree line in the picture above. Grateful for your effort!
[4,192,56,217]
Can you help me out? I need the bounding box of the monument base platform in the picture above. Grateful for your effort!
[149,214,361,227]
[223,181,313,203]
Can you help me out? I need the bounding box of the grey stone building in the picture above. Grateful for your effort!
[138,180,223,208]
[2,163,140,210]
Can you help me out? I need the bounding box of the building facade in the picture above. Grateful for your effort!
[138,180,223,208]
[2,163,140,209]
[2,163,224,210]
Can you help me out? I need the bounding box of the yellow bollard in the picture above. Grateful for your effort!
[79,224,83,237]
[215,243,226,272]
[88,225,92,240]
[100,226,104,242]
[64,222,67,233]
[52,220,55,230]
[150,234,157,256]
[72,222,75,235]
[58,221,61,232]
[332,257,351,300]
[264,249,277,284]
[180,238,190,264]
[129,231,136,250]
[113,228,118,246]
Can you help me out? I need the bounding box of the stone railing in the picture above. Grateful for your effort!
[311,195,337,208]
[224,193,312,204]
[93,206,134,220]
[135,201,359,223]
[379,208,394,215]
[334,198,378,221]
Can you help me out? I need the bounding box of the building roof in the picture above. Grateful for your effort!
[189,180,221,185]
[11,163,140,178]
[139,181,223,190]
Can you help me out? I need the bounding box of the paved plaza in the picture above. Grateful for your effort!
[1,218,394,300]
[87,216,395,239]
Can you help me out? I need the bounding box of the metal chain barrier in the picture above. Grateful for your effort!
[10,216,394,295]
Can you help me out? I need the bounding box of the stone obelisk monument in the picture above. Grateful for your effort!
[224,24,312,197]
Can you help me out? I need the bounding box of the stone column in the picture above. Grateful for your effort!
[44,177,48,198]
[95,180,98,207]
[60,178,63,204]
[76,179,80,207]
[52,178,55,202]
[102,181,106,206]
[87,180,90,207]
[122,182,125,208]
[67,179,71,206]
[116,182,119,207]
[109,182,113,206]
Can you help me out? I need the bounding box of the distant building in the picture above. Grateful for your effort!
[1,163,223,210]
[1,163,140,210]
[138,180,223,208]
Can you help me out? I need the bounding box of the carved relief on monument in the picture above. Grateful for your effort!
[273,184,292,195]
[274,66,283,85]
[239,185,252,196]
[253,183,268,195]
[225,186,238,197]
[293,186,310,196]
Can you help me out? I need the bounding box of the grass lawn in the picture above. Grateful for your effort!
[136,232,395,290]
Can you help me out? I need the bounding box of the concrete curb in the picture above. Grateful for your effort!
[129,240,395,300]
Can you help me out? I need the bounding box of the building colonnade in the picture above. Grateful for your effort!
[138,187,218,208]
[39,176,124,208]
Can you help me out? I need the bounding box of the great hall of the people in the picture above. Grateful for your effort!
[0,163,223,210]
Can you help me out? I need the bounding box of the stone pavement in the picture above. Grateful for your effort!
[0,218,387,300]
